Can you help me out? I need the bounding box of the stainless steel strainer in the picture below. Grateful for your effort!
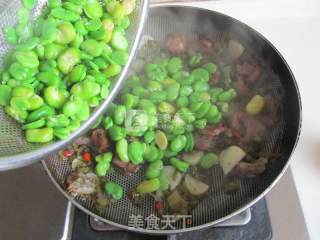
[43,5,301,235]
[0,0,148,170]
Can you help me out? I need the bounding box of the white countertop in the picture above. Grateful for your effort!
[156,0,320,238]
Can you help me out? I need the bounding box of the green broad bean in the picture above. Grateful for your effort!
[138,99,156,115]
[89,96,99,107]
[3,27,17,45]
[71,34,84,48]
[223,66,232,86]
[179,85,193,97]
[75,100,90,121]
[22,118,46,129]
[17,8,29,25]
[111,4,126,24]
[37,71,61,86]
[209,88,224,103]
[108,125,126,141]
[194,118,207,129]
[16,23,33,43]
[12,86,34,98]
[47,114,70,128]
[103,64,121,78]
[203,62,217,74]
[68,119,80,131]
[53,127,70,139]
[62,2,83,14]
[180,75,195,85]
[120,15,130,29]
[205,105,219,123]
[170,157,189,173]
[218,88,237,102]
[74,21,88,35]
[178,107,195,123]
[95,152,113,163]
[87,60,100,71]
[27,94,44,110]
[145,160,163,179]
[136,178,160,193]
[166,82,180,101]
[10,97,30,111]
[81,39,104,57]
[207,111,222,124]
[101,18,114,43]
[103,116,113,129]
[26,127,53,143]
[189,54,202,67]
[14,51,39,68]
[40,18,57,44]
[167,57,182,74]
[100,83,109,99]
[23,0,36,9]
[158,102,175,114]
[176,96,189,108]
[93,58,108,69]
[170,135,187,153]
[85,18,102,31]
[95,161,110,176]
[128,141,145,164]
[193,81,210,92]
[125,110,148,136]
[16,37,40,52]
[69,64,87,83]
[91,115,103,129]
[131,86,145,97]
[143,144,160,162]
[148,90,167,103]
[220,102,229,113]
[1,71,10,84]
[159,171,169,191]
[111,29,128,50]
[116,139,129,162]
[145,63,167,82]
[44,86,68,109]
[143,130,155,144]
[27,105,55,122]
[48,0,61,9]
[184,132,194,152]
[104,181,123,200]
[110,50,128,66]
[122,93,138,109]
[148,80,163,92]
[89,28,107,41]
[51,8,80,22]
[55,22,76,44]
[191,68,210,82]
[113,105,126,125]
[84,0,103,19]
[195,102,211,119]
[200,153,219,169]
[5,106,28,122]
[164,149,178,158]
[189,91,211,104]
[62,99,79,117]
[57,48,80,74]
[0,85,12,106]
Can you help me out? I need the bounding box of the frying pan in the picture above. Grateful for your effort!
[43,5,301,234]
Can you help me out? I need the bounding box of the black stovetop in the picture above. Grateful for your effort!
[71,198,272,240]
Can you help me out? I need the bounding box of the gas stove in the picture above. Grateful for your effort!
[0,162,308,240]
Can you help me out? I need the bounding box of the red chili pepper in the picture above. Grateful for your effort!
[155,201,164,211]
[82,152,91,162]
[63,149,74,158]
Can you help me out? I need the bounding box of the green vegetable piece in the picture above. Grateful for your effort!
[16,37,40,51]
[189,54,202,67]
[136,178,160,193]
[111,29,128,50]
[206,105,220,123]
[167,57,182,74]
[128,141,145,164]
[184,132,195,152]
[40,18,57,44]
[55,22,76,44]
[108,125,126,141]
[75,100,90,121]
[22,118,46,129]
[95,152,113,163]
[191,68,210,82]
[170,135,187,153]
[84,0,103,19]
[138,99,156,115]
[143,144,160,162]
[48,0,61,8]
[116,138,129,162]
[68,119,80,132]
[53,127,70,140]
[159,171,169,191]
[63,99,79,117]
[203,62,217,75]
[23,0,36,9]
[194,119,207,129]
[16,23,33,43]
[27,94,44,110]
[44,43,64,60]
[12,86,34,98]
[166,82,180,101]
[208,111,222,124]
[143,130,155,144]
[63,2,83,14]
[110,50,129,66]
[15,51,39,68]
[193,81,210,92]
[51,8,80,22]
[95,161,110,176]
[104,181,123,200]
[179,85,193,97]
[148,90,167,103]
[195,102,211,119]
[178,107,195,123]
[0,85,12,106]
[210,88,224,103]
[37,71,61,86]
[81,39,104,57]
[26,128,53,143]
[5,106,28,123]
[113,105,126,125]
[27,105,55,122]
[146,160,163,179]
[145,63,167,82]
[3,27,17,45]
[10,97,30,111]
[57,48,80,74]
[69,64,87,83]
[44,86,68,109]
[158,102,175,114]
[155,130,168,150]
[218,88,237,102]
[85,18,102,31]
[101,18,114,43]
[103,116,113,129]
[47,114,70,128]
[122,93,138,109]
[200,153,219,169]
[75,21,88,35]
[170,157,189,173]
[176,96,189,108]
[223,66,232,86]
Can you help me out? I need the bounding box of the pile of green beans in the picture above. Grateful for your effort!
[0,0,136,143]
[101,52,237,194]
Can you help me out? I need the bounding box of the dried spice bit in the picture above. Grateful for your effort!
[231,157,268,177]
[90,128,109,153]
[82,152,92,162]
[165,33,187,54]
[66,172,98,196]
[63,148,74,158]
[129,188,143,206]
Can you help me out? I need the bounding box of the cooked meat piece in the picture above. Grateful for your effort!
[74,136,91,146]
[198,35,214,52]
[66,172,98,196]
[126,163,140,173]
[112,156,140,174]
[195,124,228,151]
[233,77,250,96]
[209,68,221,86]
[165,34,187,54]
[198,124,226,137]
[231,157,268,177]
[91,128,110,153]
[236,62,261,84]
